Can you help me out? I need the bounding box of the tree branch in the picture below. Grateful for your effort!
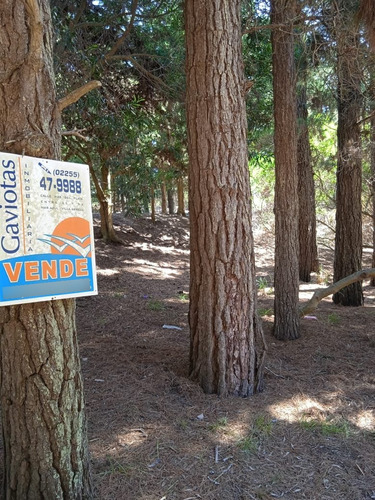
[62,129,90,141]
[300,268,375,317]
[105,0,139,59]
[356,109,375,126]
[57,80,102,112]
[24,0,43,64]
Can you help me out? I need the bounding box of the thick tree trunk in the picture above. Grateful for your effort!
[333,2,363,306]
[0,301,92,499]
[371,89,375,286]
[271,0,300,340]
[297,83,319,282]
[0,1,92,497]
[185,0,266,396]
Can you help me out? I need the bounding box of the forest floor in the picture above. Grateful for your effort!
[78,213,375,500]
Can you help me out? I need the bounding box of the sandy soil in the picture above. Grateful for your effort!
[76,214,375,499]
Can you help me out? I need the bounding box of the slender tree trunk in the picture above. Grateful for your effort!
[186,0,266,396]
[121,192,126,213]
[176,177,186,216]
[150,185,156,223]
[161,182,168,214]
[167,188,175,214]
[89,164,120,243]
[297,83,319,282]
[271,0,300,340]
[0,0,92,497]
[100,163,116,242]
[333,2,364,306]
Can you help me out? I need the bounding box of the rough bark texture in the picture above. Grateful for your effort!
[271,0,300,340]
[297,84,319,282]
[333,1,364,306]
[0,0,92,497]
[371,86,375,286]
[185,0,266,396]
[0,302,92,499]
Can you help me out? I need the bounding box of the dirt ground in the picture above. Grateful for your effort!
[75,213,375,499]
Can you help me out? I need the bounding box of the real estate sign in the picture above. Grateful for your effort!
[0,152,97,306]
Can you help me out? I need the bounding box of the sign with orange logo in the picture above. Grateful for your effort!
[0,152,97,305]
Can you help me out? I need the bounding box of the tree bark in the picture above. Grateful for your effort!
[185,0,266,396]
[167,188,175,214]
[161,182,168,214]
[0,301,92,499]
[150,185,156,223]
[89,162,121,243]
[0,0,92,497]
[271,0,300,340]
[297,82,319,282]
[333,1,364,306]
[371,81,375,286]
[176,177,186,216]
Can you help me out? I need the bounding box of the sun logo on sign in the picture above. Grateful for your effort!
[38,217,92,258]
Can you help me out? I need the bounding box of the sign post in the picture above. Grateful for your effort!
[0,152,97,306]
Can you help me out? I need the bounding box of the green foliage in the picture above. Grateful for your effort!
[147,299,165,311]
[327,313,340,325]
[238,414,274,454]
[208,417,228,432]
[300,418,350,437]
[53,0,187,216]
[258,307,273,317]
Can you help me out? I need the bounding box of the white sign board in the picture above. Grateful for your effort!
[0,153,97,306]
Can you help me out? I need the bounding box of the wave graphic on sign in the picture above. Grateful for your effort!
[38,234,91,257]
[38,217,92,257]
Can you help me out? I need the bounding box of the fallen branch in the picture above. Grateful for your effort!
[300,268,375,317]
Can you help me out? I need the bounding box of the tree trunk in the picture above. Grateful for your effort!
[176,177,186,216]
[167,188,175,214]
[271,0,300,340]
[0,0,92,497]
[333,2,364,306]
[297,82,319,282]
[161,182,168,214]
[150,185,156,223]
[100,163,118,242]
[185,0,266,396]
[0,301,92,499]
[371,82,375,286]
[121,192,126,213]
[89,163,120,243]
